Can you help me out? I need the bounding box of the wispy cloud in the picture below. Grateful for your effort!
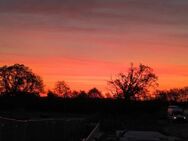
[0,0,188,90]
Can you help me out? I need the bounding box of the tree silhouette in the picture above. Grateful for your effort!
[108,63,158,101]
[156,87,188,102]
[0,64,44,96]
[88,88,103,98]
[76,90,88,99]
[54,81,71,98]
[47,90,58,99]
[71,91,80,98]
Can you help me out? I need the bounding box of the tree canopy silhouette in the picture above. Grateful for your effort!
[88,88,103,98]
[0,64,44,96]
[54,81,71,98]
[108,63,158,101]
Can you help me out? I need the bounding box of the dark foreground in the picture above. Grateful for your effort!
[0,96,187,141]
[0,112,187,141]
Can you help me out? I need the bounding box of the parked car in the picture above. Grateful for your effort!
[167,105,186,121]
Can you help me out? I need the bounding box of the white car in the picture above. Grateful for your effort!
[168,105,186,121]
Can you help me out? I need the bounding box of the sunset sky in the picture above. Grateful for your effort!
[0,0,188,92]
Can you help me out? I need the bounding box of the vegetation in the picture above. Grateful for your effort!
[88,88,103,98]
[53,81,71,98]
[0,63,187,114]
[108,63,158,100]
[155,87,188,102]
[0,64,44,96]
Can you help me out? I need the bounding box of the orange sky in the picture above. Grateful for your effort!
[0,0,188,92]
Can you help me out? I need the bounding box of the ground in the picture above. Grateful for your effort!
[99,113,188,141]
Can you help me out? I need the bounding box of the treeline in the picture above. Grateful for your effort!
[155,87,188,102]
[0,63,188,103]
[1,93,188,118]
[0,94,170,116]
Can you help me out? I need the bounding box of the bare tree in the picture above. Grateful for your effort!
[108,63,158,101]
[54,81,71,98]
[0,64,44,95]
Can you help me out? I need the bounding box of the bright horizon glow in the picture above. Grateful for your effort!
[0,0,188,93]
